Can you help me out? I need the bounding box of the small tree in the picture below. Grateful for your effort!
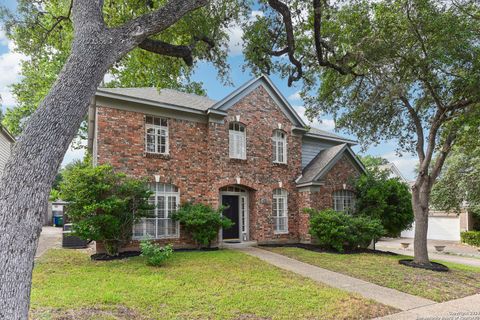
[172,203,233,248]
[59,160,152,256]
[355,173,414,237]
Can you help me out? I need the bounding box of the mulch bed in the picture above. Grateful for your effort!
[399,259,449,272]
[91,247,220,261]
[259,243,399,256]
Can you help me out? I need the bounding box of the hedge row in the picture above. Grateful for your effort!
[461,231,480,247]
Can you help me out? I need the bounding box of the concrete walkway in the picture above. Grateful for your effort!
[35,226,62,258]
[374,294,480,319]
[239,247,435,311]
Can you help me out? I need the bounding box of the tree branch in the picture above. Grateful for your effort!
[138,35,214,66]
[267,0,303,86]
[115,0,209,44]
[400,95,425,163]
[431,130,457,181]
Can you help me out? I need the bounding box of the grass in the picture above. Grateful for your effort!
[263,246,480,302]
[30,249,395,320]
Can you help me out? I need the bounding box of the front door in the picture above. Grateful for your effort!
[222,195,239,239]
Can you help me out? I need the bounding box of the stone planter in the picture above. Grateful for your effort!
[400,242,410,249]
[434,245,446,252]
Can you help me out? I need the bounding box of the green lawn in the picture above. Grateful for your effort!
[30,249,395,320]
[263,247,480,302]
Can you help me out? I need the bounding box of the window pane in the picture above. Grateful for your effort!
[146,116,153,124]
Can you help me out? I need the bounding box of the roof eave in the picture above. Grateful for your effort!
[1,125,15,143]
[95,90,207,115]
[303,132,358,145]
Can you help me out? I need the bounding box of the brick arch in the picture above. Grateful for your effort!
[215,178,260,192]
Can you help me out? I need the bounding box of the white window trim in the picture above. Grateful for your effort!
[333,190,356,213]
[229,122,246,160]
[273,130,287,164]
[273,189,289,234]
[133,183,180,240]
[145,116,169,155]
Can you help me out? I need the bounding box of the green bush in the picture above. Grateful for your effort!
[461,231,480,247]
[307,208,384,252]
[354,173,413,237]
[59,158,153,256]
[171,203,233,248]
[140,241,173,267]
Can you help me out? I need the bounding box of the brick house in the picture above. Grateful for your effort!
[88,75,366,250]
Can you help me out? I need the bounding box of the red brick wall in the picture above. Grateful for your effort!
[95,85,361,250]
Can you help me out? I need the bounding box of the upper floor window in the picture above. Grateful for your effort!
[229,122,246,159]
[133,183,179,239]
[333,190,356,213]
[272,130,287,163]
[273,188,288,233]
[145,115,168,154]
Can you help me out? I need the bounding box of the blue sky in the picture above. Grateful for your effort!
[0,0,418,180]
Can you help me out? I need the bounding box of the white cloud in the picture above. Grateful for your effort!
[226,10,264,56]
[288,91,301,102]
[293,105,336,131]
[382,151,418,181]
[0,30,26,108]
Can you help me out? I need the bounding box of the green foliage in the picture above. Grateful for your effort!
[358,155,389,171]
[171,203,233,248]
[140,241,173,267]
[431,144,480,219]
[0,0,247,137]
[58,158,153,256]
[461,231,480,248]
[307,208,384,253]
[354,174,413,237]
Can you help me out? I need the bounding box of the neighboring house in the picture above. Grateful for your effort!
[378,162,408,184]
[88,75,366,251]
[0,124,15,176]
[401,180,473,241]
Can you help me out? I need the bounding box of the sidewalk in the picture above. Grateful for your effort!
[35,226,62,258]
[374,294,480,319]
[239,247,435,311]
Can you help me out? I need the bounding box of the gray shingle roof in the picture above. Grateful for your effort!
[297,144,347,185]
[307,127,356,143]
[97,87,216,111]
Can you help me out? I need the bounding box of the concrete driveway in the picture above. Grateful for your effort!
[376,237,480,267]
[35,226,62,258]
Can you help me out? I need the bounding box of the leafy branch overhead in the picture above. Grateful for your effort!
[0,0,248,137]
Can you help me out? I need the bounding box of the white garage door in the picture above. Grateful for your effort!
[401,216,460,241]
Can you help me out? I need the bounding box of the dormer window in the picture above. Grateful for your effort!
[272,130,287,163]
[145,116,169,154]
[229,122,246,159]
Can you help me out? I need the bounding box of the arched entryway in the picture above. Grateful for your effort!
[219,185,250,242]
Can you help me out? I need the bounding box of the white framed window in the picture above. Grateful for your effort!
[273,188,288,234]
[145,115,169,154]
[333,190,356,213]
[272,130,287,163]
[133,183,179,239]
[229,122,246,159]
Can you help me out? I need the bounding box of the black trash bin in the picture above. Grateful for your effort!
[62,224,89,249]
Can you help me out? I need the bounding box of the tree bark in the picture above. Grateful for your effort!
[0,1,209,318]
[411,177,432,265]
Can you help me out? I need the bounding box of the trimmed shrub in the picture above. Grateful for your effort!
[307,208,384,252]
[171,203,233,248]
[140,241,173,267]
[461,231,480,247]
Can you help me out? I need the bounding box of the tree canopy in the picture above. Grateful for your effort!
[0,0,247,137]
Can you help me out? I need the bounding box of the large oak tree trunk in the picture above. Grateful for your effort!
[411,178,432,265]
[0,36,118,319]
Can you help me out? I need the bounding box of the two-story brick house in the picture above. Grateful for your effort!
[88,75,366,250]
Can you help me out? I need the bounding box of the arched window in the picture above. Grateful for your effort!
[229,122,246,159]
[133,183,179,239]
[272,130,287,163]
[333,190,356,213]
[273,188,288,233]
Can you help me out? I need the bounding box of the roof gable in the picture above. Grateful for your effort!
[212,75,306,127]
[296,144,366,186]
